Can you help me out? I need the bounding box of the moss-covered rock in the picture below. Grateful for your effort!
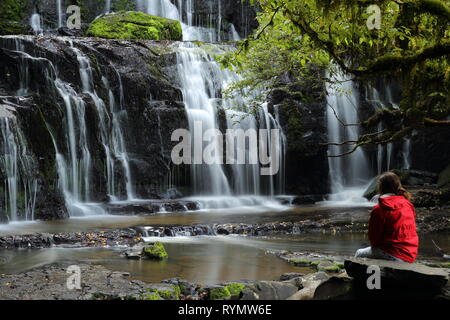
[225,283,246,296]
[142,285,180,300]
[143,242,168,260]
[86,11,182,40]
[208,286,231,300]
[0,0,28,35]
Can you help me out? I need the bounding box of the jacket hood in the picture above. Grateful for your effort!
[378,195,410,210]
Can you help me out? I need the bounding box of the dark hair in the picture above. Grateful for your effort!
[377,171,413,201]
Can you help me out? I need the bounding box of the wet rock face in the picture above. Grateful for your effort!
[0,36,192,220]
[270,72,330,197]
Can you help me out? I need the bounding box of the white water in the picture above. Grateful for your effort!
[56,0,64,28]
[5,37,139,216]
[104,0,111,13]
[325,72,371,204]
[136,0,237,42]
[30,14,43,35]
[70,42,135,202]
[175,43,286,209]
[0,115,37,221]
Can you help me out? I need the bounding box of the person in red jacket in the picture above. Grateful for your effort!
[355,171,419,263]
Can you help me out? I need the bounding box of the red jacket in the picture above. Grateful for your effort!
[369,195,419,263]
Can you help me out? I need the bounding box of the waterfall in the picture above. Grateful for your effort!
[229,24,241,41]
[56,0,64,28]
[402,138,412,169]
[176,45,231,195]
[5,36,139,216]
[70,42,135,202]
[176,43,286,209]
[325,72,371,203]
[30,14,43,35]
[136,0,231,42]
[104,0,111,13]
[0,115,37,222]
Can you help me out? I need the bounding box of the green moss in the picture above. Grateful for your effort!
[144,242,168,260]
[209,287,231,300]
[0,0,28,35]
[87,11,182,40]
[319,265,341,273]
[0,0,27,21]
[144,286,180,300]
[141,293,162,300]
[224,283,246,296]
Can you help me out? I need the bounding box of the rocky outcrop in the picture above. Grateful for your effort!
[269,71,329,196]
[0,36,192,221]
[7,0,257,40]
[87,12,183,40]
[345,258,449,298]
[0,228,143,249]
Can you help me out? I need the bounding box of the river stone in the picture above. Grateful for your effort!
[438,164,450,188]
[240,281,300,300]
[287,272,331,300]
[345,258,449,293]
[280,273,305,281]
[363,178,378,200]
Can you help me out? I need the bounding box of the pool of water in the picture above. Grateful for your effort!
[0,205,448,285]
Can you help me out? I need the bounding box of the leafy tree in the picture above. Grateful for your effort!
[220,0,450,156]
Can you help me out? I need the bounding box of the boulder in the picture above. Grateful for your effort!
[438,164,450,188]
[287,272,333,300]
[240,281,300,300]
[87,11,183,40]
[143,242,168,260]
[345,258,449,297]
[280,273,305,281]
[363,178,378,200]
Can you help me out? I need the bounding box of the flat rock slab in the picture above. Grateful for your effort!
[345,258,449,293]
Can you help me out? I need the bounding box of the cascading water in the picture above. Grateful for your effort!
[325,72,372,204]
[30,14,43,35]
[56,0,64,28]
[176,43,286,209]
[136,0,239,42]
[5,36,138,216]
[69,41,135,202]
[0,114,37,222]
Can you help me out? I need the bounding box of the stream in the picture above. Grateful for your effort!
[0,205,448,285]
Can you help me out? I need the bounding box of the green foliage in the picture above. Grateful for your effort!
[209,287,231,300]
[0,0,28,35]
[87,11,182,40]
[141,285,180,300]
[224,283,246,296]
[143,241,168,260]
[222,0,450,150]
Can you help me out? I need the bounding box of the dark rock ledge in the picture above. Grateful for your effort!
[0,259,447,300]
[0,229,144,249]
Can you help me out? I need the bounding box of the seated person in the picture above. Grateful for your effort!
[355,172,418,263]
